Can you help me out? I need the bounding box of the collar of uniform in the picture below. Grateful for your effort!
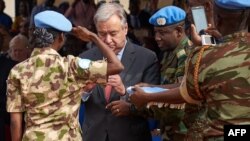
[160,37,190,68]
[171,37,190,58]
[30,47,60,57]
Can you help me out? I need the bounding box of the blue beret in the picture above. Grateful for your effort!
[149,6,186,26]
[215,0,250,10]
[34,10,72,32]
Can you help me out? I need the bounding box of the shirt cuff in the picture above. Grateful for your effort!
[81,91,92,102]
[179,76,200,104]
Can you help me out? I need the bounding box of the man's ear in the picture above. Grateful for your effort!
[175,26,184,37]
[124,23,128,36]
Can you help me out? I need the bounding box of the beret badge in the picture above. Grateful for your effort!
[156,17,166,26]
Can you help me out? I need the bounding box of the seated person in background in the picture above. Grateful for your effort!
[11,0,30,35]
[0,0,13,31]
[0,34,31,141]
[29,0,58,30]
[127,0,153,44]
[0,24,12,53]
[18,18,30,38]
[58,1,70,15]
[65,0,96,31]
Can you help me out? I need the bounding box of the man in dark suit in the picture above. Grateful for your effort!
[79,3,160,141]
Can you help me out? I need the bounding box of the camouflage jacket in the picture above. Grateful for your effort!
[145,37,192,141]
[160,37,192,85]
[6,48,107,141]
[147,37,192,110]
[180,32,250,139]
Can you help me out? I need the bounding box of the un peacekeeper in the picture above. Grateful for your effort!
[131,0,250,140]
[131,6,192,141]
[6,10,123,141]
[183,0,214,138]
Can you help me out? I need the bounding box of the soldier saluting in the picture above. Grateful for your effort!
[7,10,123,141]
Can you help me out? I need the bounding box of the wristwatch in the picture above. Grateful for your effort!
[120,91,127,96]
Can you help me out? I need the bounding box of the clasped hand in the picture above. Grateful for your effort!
[107,74,125,95]
[191,24,222,46]
[129,83,151,109]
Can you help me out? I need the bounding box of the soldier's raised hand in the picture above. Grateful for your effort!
[71,26,93,42]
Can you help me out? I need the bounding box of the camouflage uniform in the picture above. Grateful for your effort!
[6,48,107,141]
[180,32,250,140]
[147,37,192,141]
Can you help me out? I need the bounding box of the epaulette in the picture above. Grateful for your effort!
[176,49,186,58]
[188,40,193,46]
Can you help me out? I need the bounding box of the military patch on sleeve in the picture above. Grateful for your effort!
[78,58,91,69]
[177,49,186,58]
[89,60,107,85]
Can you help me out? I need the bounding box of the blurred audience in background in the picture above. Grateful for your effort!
[65,0,96,31]
[0,0,12,31]
[11,0,30,35]
[29,0,58,29]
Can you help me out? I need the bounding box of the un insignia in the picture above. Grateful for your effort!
[157,18,166,26]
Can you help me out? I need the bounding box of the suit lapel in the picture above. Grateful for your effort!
[120,41,136,80]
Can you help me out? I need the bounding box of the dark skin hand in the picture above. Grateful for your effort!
[129,86,149,109]
[130,85,184,109]
[191,24,222,46]
[10,112,23,141]
[106,100,131,117]
[71,26,124,75]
